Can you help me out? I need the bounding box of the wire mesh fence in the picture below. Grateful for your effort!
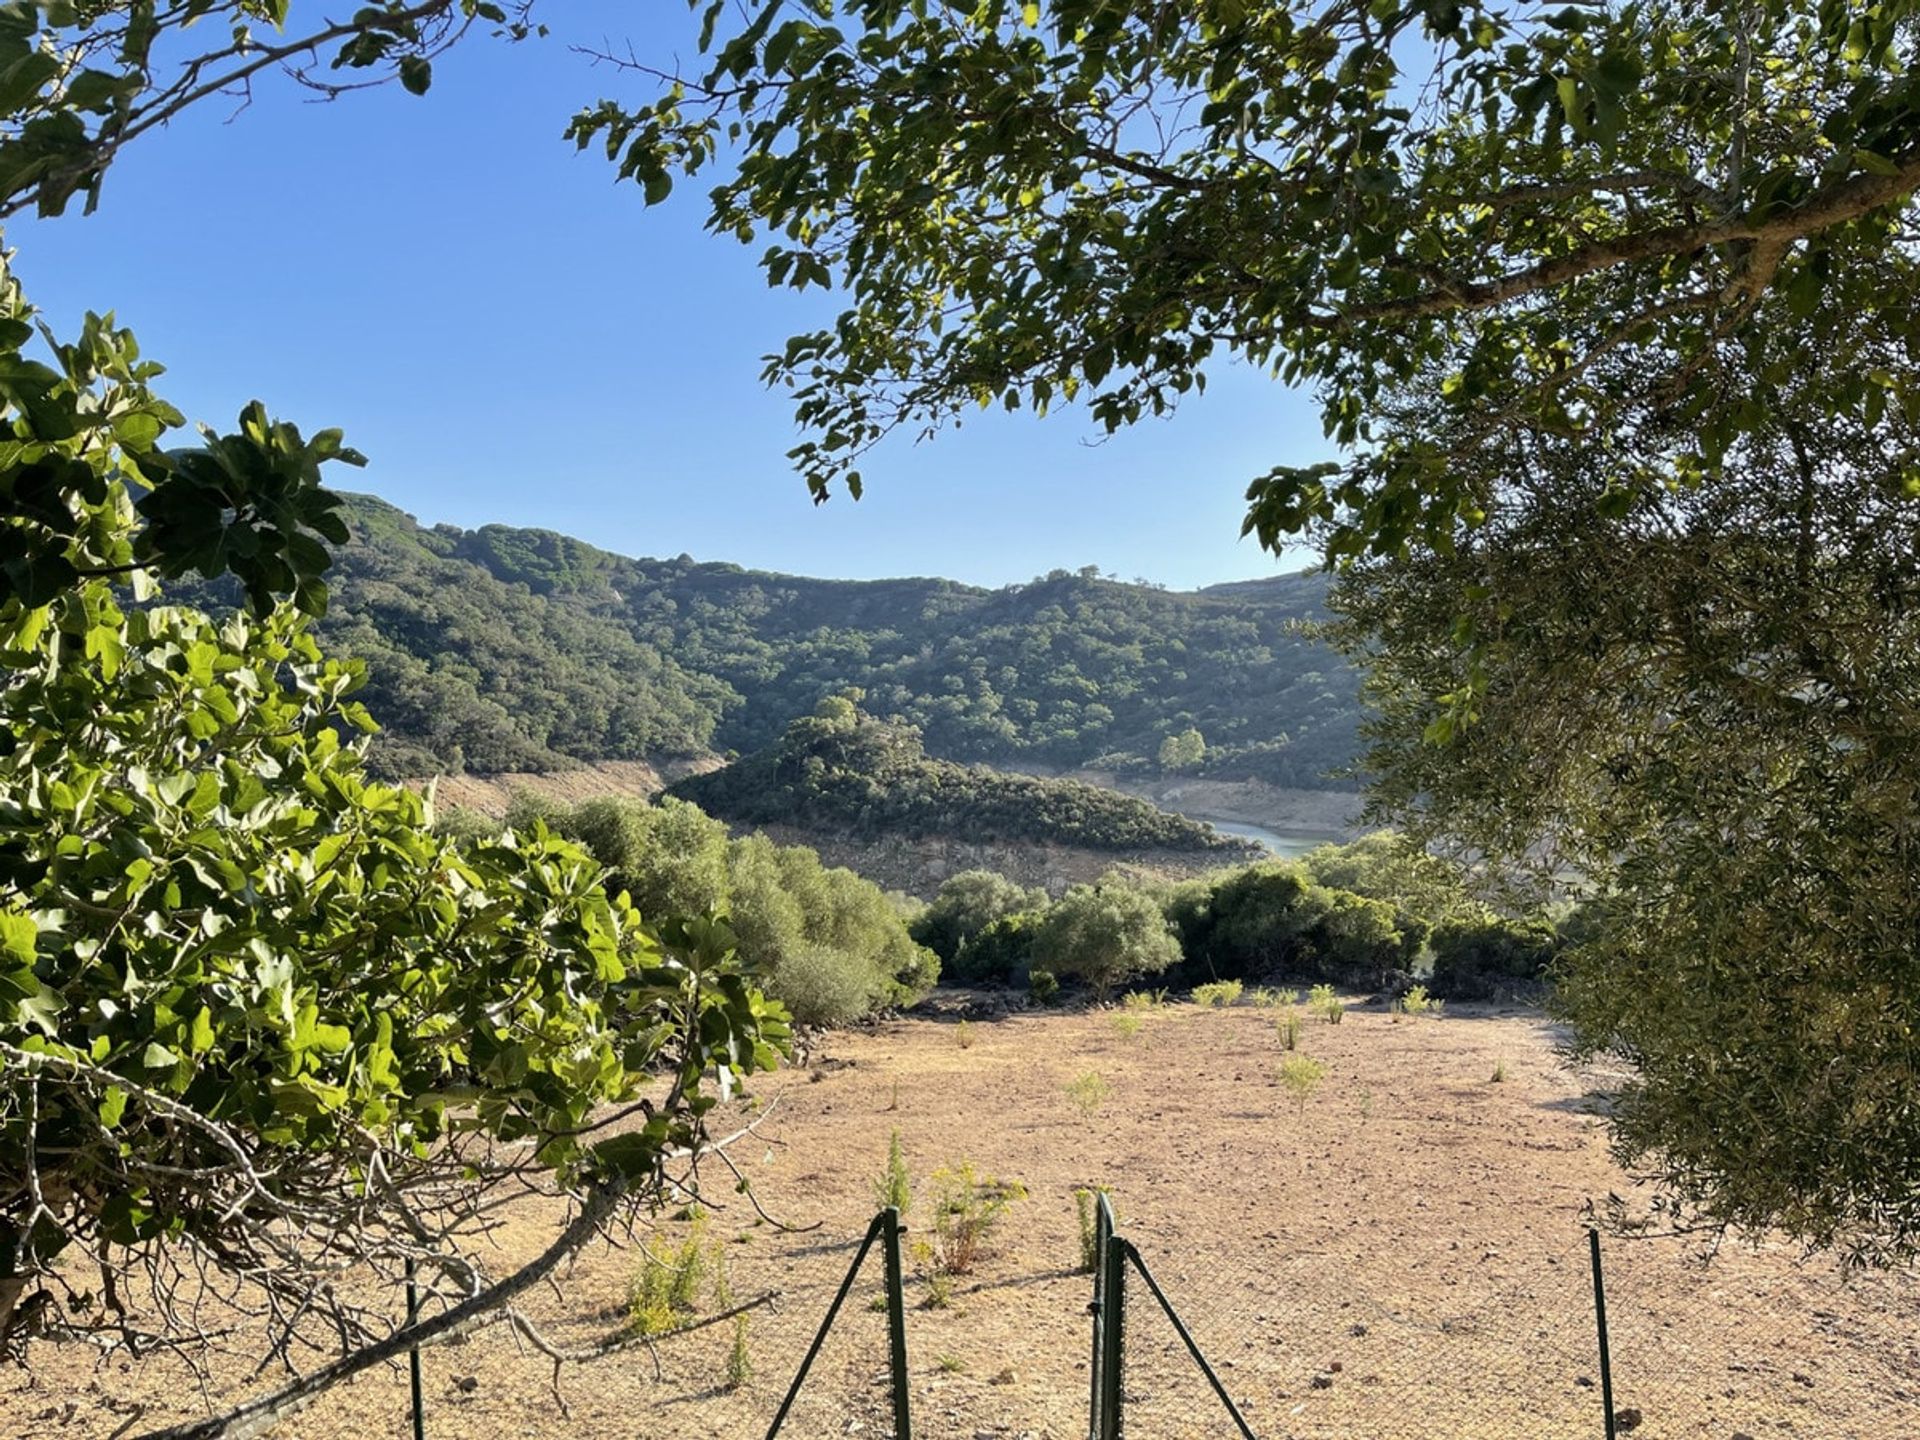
[0,1199,902,1439]
[1597,1231,1920,1439]
[7,1182,1917,1438]
[1111,1212,1920,1440]
[396,1210,902,1439]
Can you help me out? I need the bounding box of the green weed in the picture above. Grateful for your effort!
[1066,1070,1111,1117]
[1191,979,1244,1008]
[873,1129,912,1215]
[726,1314,753,1390]
[1277,1054,1328,1113]
[929,1162,1023,1276]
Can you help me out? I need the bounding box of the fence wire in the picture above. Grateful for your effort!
[400,1213,898,1440]
[1116,1218,1920,1440]
[1121,1225,1599,1439]
[9,1188,1920,1438]
[0,1201,897,1439]
[1598,1233,1920,1440]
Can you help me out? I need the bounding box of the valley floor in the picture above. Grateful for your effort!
[8,1002,1915,1439]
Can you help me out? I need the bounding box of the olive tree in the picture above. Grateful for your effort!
[1032,879,1181,1000]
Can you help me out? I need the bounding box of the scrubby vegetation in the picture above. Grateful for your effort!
[904,834,1564,1005]
[910,870,1048,972]
[501,793,938,1026]
[672,700,1254,854]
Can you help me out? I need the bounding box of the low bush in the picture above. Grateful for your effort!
[1191,979,1244,1008]
[1066,1070,1112,1116]
[929,1163,1024,1276]
[1276,1013,1304,1050]
[774,941,885,1027]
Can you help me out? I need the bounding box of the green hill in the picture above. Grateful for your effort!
[182,493,1364,786]
[671,700,1253,853]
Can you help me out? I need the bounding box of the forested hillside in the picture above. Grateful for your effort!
[220,494,1362,784]
[672,700,1254,853]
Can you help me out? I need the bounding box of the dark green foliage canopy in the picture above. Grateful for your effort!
[910,870,1047,966]
[1164,861,1419,991]
[1333,394,1920,1261]
[1031,880,1182,1000]
[671,701,1258,853]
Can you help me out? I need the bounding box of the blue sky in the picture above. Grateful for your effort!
[15,7,1332,590]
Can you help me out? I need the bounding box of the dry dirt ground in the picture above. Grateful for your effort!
[6,1001,1917,1439]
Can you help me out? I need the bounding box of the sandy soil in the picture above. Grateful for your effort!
[412,757,720,819]
[7,1001,1916,1439]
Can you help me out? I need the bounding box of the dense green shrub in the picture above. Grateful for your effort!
[769,943,884,1026]
[541,801,937,1025]
[1163,861,1416,989]
[950,910,1043,986]
[911,870,1047,963]
[1033,881,1182,1000]
[1428,915,1559,1000]
[565,795,733,918]
[1297,833,1480,929]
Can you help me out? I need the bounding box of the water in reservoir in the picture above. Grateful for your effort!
[1203,819,1338,860]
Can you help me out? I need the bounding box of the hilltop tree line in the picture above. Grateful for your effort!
[193,495,1363,788]
[669,699,1257,854]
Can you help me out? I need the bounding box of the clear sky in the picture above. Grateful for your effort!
[14,6,1333,590]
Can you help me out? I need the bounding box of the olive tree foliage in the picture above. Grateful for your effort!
[1032,878,1181,999]
[1331,295,1920,1261]
[0,288,787,1435]
[579,0,1920,555]
[910,868,1046,965]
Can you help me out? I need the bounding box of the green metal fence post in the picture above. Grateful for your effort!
[765,1211,888,1440]
[1120,1242,1257,1440]
[405,1259,424,1440]
[1098,1222,1126,1440]
[1589,1228,1618,1440]
[882,1206,914,1440]
[1087,1193,1114,1439]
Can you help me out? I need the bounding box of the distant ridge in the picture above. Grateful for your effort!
[178,492,1365,788]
